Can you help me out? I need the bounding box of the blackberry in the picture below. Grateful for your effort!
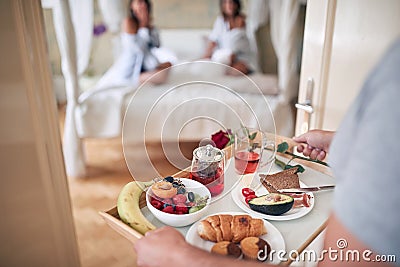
[177,186,186,194]
[164,176,174,183]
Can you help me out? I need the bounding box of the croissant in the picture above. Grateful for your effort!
[197,214,267,243]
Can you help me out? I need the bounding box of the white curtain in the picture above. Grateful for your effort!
[98,0,126,60]
[247,0,301,101]
[98,0,125,33]
[50,0,86,177]
[69,0,94,75]
[43,0,94,75]
[43,0,131,177]
[247,0,269,72]
[268,0,301,102]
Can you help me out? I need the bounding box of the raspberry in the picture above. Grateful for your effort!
[162,205,174,214]
[175,205,189,214]
[150,200,163,210]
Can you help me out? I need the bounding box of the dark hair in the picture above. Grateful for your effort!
[129,0,152,20]
[220,0,241,18]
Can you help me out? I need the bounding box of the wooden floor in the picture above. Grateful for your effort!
[59,106,198,267]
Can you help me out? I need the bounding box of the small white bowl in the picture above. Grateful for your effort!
[146,178,211,227]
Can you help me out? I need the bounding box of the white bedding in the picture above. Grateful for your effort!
[76,62,294,143]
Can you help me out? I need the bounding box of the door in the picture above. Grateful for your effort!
[296,0,400,135]
[0,0,81,266]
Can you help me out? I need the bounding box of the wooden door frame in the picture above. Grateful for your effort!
[9,0,81,265]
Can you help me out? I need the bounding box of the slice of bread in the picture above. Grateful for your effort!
[260,168,300,193]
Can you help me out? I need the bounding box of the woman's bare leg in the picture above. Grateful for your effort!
[139,62,172,85]
[227,60,250,76]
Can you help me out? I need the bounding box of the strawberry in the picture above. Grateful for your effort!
[162,198,173,205]
[172,194,187,204]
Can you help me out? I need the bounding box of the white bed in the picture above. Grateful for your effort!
[56,1,302,177]
[78,65,292,139]
[75,30,295,144]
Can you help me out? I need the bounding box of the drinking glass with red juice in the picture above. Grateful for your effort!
[234,128,275,175]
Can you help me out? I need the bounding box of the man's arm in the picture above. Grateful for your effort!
[134,227,270,267]
[320,214,394,266]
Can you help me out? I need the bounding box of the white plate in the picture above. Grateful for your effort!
[185,212,285,264]
[231,174,314,221]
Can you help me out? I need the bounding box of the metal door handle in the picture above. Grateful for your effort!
[295,77,314,113]
[296,77,314,134]
[295,102,314,113]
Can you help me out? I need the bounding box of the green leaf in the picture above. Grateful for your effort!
[248,132,257,140]
[226,139,234,147]
[225,133,235,147]
[274,158,287,169]
[243,127,249,136]
[284,164,305,173]
[277,142,289,153]
[294,165,305,173]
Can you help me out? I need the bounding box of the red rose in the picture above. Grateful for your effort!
[211,130,230,149]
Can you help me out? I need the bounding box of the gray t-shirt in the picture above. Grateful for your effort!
[330,38,400,264]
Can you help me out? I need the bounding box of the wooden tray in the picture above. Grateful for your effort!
[99,169,191,243]
[99,135,333,264]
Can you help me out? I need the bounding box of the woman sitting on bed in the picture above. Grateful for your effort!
[95,0,171,89]
[203,0,252,76]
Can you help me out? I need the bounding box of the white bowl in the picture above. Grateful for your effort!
[146,178,211,227]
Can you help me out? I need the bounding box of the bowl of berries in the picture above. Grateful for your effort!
[146,176,211,227]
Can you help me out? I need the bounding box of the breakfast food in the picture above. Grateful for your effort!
[211,241,242,258]
[259,167,300,193]
[149,177,209,215]
[240,237,271,261]
[289,193,312,208]
[117,181,156,235]
[248,193,294,215]
[197,214,266,243]
[151,181,178,199]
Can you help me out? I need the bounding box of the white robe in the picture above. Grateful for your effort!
[208,15,253,69]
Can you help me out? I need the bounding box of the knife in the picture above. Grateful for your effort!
[278,185,335,193]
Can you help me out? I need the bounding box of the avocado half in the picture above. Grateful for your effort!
[248,193,294,216]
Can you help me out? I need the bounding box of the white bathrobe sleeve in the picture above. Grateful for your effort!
[209,16,225,43]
